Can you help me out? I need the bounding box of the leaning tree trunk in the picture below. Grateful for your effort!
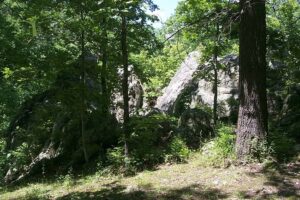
[121,14,130,160]
[236,0,268,159]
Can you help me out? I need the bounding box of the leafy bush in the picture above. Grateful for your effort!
[215,125,236,158]
[2,142,33,182]
[178,108,213,149]
[57,167,75,187]
[106,147,126,173]
[248,138,273,163]
[165,137,190,163]
[200,125,236,167]
[269,131,296,161]
[9,142,31,169]
[128,114,178,169]
[0,139,7,180]
[104,114,192,173]
[248,131,296,163]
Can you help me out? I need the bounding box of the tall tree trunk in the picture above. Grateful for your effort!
[80,10,89,163]
[101,17,109,115]
[213,22,220,127]
[236,0,268,159]
[121,15,130,160]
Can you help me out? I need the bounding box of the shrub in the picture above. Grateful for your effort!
[3,141,32,181]
[178,108,213,149]
[0,139,6,180]
[104,114,186,173]
[248,131,296,163]
[248,138,273,163]
[215,125,236,158]
[106,147,126,173]
[165,137,190,163]
[57,167,75,187]
[9,142,31,170]
[200,124,236,167]
[269,131,296,162]
[128,114,177,169]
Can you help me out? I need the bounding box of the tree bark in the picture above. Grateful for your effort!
[121,15,130,160]
[236,0,268,159]
[80,9,89,163]
[101,17,109,116]
[213,22,220,127]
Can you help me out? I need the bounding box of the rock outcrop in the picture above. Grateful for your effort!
[155,51,239,119]
[156,51,201,113]
[111,66,144,122]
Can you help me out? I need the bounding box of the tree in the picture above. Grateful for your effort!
[168,0,238,124]
[117,0,158,162]
[80,4,89,163]
[121,12,130,160]
[100,15,109,116]
[236,0,268,159]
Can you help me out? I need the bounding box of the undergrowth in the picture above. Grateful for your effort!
[199,124,236,167]
[101,114,190,174]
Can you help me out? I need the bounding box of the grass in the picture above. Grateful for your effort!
[1,153,299,200]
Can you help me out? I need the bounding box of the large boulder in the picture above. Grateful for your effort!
[155,51,239,120]
[191,55,239,118]
[155,51,201,113]
[111,66,145,122]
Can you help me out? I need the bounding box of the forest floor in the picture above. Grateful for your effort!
[1,154,300,200]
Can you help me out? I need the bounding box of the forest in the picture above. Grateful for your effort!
[0,0,299,199]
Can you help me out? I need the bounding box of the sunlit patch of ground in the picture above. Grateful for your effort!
[1,154,299,200]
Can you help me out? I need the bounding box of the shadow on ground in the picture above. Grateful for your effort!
[57,183,228,200]
[239,161,300,199]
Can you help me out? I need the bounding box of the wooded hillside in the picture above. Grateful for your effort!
[0,0,299,199]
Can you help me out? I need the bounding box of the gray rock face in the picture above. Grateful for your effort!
[112,51,239,121]
[156,51,201,113]
[111,66,144,122]
[191,55,239,118]
[155,51,239,118]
